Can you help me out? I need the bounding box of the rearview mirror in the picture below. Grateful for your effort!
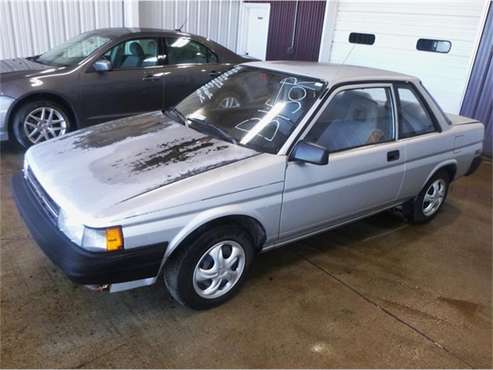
[289,140,329,165]
[93,59,112,72]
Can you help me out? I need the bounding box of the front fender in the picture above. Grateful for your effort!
[160,206,268,267]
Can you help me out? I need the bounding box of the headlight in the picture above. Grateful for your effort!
[58,210,124,252]
[58,210,84,245]
[0,96,15,127]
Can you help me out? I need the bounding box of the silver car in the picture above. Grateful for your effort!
[13,62,484,309]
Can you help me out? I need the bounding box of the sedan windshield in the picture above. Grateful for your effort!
[175,66,325,154]
[36,33,111,66]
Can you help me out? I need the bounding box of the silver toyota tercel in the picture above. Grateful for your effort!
[13,62,485,309]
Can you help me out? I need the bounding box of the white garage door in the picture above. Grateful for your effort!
[326,0,487,114]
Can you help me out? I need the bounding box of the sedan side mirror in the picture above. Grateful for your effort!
[289,140,329,165]
[93,59,112,72]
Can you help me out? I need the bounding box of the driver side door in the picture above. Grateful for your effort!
[279,83,406,242]
[80,37,166,125]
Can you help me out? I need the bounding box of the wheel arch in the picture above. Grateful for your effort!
[161,212,267,271]
[7,92,79,135]
[422,160,458,188]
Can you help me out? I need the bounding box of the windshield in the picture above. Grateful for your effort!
[36,33,111,66]
[175,66,325,154]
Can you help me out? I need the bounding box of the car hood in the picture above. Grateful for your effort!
[26,112,259,223]
[0,58,62,81]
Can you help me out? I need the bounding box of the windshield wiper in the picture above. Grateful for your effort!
[187,118,237,145]
[164,107,187,126]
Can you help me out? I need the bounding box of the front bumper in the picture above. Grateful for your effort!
[0,96,15,141]
[12,172,167,285]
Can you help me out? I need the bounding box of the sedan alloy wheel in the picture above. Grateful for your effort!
[23,107,68,144]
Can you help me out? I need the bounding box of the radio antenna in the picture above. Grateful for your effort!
[176,18,187,32]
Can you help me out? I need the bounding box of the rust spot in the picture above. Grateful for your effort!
[130,137,215,172]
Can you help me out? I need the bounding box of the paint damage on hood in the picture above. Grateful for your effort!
[26,112,259,219]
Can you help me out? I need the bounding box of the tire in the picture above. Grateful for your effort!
[12,100,71,148]
[164,225,256,310]
[403,170,450,224]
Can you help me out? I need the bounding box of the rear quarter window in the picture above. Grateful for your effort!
[396,86,437,138]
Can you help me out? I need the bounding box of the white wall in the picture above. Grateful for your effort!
[318,0,488,114]
[0,0,125,59]
[139,0,241,52]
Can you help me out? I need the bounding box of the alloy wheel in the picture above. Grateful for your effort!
[23,107,67,144]
[218,96,240,109]
[422,179,447,217]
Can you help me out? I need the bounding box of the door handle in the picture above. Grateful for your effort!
[387,150,400,162]
[209,70,221,77]
[142,73,163,81]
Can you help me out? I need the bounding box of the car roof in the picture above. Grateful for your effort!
[242,61,419,85]
[85,27,196,39]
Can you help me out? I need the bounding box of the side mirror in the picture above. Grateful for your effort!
[93,59,112,72]
[289,140,329,165]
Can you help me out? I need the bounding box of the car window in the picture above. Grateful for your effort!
[305,87,395,152]
[165,37,217,65]
[104,38,160,69]
[397,86,436,138]
[36,33,110,66]
[174,66,325,154]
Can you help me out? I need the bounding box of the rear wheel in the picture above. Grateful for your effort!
[164,225,255,310]
[403,170,450,224]
[12,100,71,148]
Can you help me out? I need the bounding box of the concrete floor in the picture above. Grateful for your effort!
[0,143,491,368]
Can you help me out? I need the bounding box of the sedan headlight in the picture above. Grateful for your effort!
[58,210,124,252]
[58,210,84,245]
[0,96,15,128]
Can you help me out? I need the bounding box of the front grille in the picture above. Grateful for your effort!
[25,167,60,224]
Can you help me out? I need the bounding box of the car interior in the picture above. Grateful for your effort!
[305,89,394,152]
[105,39,159,69]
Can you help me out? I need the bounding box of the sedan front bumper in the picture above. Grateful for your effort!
[12,172,167,285]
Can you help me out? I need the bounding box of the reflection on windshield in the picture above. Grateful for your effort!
[176,66,324,154]
[36,33,110,66]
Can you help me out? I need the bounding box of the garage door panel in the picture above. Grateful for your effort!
[327,0,486,113]
[332,32,475,57]
[338,0,484,17]
[334,20,479,41]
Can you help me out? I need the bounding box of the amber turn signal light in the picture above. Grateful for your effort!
[106,226,123,251]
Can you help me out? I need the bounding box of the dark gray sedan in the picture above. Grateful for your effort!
[0,28,247,147]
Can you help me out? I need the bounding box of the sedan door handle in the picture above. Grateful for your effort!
[387,150,400,162]
[209,70,221,77]
[142,72,163,81]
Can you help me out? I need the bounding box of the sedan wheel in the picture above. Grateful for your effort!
[218,96,241,109]
[422,179,446,217]
[164,225,255,310]
[23,107,68,144]
[403,170,450,224]
[193,240,246,299]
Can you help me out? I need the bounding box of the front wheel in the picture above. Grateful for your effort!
[12,100,71,148]
[403,170,450,224]
[164,225,255,310]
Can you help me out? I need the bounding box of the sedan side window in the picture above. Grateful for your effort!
[305,87,395,152]
[104,38,160,69]
[165,38,218,65]
[397,86,436,138]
